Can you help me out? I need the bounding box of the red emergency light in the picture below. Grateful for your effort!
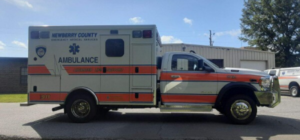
[143,30,152,38]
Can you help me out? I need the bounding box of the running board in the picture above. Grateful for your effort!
[159,104,213,112]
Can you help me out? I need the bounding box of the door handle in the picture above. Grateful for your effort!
[171,75,180,78]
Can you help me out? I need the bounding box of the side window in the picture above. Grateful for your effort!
[105,39,124,57]
[171,55,199,71]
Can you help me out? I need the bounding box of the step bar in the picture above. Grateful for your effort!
[160,103,213,112]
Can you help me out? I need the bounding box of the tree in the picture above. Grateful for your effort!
[240,0,300,67]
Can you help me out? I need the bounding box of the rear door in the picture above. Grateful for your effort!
[99,35,130,104]
[28,30,61,103]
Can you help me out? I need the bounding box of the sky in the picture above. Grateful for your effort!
[0,0,246,57]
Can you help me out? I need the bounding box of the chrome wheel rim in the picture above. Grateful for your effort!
[71,99,90,118]
[291,88,297,96]
[230,100,252,120]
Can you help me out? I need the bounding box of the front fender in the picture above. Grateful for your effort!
[215,82,258,107]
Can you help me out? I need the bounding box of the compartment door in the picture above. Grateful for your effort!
[99,35,130,104]
[130,43,154,104]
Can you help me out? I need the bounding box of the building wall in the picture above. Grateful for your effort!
[161,44,275,69]
[0,58,27,93]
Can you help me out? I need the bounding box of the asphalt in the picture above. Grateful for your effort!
[1,94,300,140]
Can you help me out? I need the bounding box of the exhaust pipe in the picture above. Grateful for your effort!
[52,105,64,112]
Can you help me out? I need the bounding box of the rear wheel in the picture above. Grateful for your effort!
[216,107,225,114]
[290,86,300,97]
[66,95,97,123]
[224,95,257,124]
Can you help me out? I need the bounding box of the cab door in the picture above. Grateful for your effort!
[160,54,218,105]
[99,35,130,104]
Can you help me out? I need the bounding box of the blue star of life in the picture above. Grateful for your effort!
[69,43,80,55]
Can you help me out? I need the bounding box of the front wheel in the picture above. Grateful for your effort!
[290,86,300,97]
[66,95,97,123]
[224,95,257,124]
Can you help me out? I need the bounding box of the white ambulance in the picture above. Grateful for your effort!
[24,25,280,124]
[265,67,300,97]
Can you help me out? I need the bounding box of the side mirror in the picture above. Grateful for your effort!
[198,59,204,71]
[205,66,215,72]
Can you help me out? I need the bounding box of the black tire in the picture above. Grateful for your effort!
[224,95,257,124]
[290,86,300,97]
[66,95,97,123]
[216,107,225,114]
[98,108,109,114]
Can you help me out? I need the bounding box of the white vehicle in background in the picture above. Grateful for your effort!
[265,67,300,97]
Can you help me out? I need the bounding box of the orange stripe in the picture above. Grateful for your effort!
[130,66,157,74]
[160,72,261,83]
[218,73,261,83]
[280,85,288,88]
[64,65,157,75]
[161,72,217,81]
[279,76,299,79]
[105,66,130,74]
[64,66,102,74]
[161,95,217,103]
[60,93,68,101]
[129,93,153,102]
[28,66,50,75]
[97,93,154,102]
[97,94,130,102]
[29,92,67,101]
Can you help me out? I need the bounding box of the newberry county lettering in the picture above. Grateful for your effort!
[58,57,98,63]
[52,33,97,38]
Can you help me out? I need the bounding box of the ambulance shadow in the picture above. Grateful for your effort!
[24,112,300,140]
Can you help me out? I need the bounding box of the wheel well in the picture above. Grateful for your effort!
[289,82,299,89]
[216,87,259,109]
[64,89,97,112]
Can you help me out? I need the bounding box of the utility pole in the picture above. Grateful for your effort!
[209,30,213,46]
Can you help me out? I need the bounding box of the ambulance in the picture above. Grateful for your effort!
[24,25,280,124]
[265,67,300,97]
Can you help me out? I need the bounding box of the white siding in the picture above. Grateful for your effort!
[161,44,275,69]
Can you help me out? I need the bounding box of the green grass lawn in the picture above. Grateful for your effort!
[0,94,27,103]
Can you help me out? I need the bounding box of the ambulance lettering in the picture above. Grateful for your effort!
[58,57,98,63]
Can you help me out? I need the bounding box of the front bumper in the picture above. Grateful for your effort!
[254,76,281,108]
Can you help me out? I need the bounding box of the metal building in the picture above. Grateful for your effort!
[0,57,27,93]
[161,43,275,70]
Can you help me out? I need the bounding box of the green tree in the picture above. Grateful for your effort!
[240,0,300,67]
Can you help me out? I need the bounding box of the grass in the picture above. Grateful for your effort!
[0,94,27,103]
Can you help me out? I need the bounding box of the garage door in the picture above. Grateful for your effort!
[240,61,266,71]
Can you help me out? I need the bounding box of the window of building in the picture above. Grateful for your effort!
[208,59,224,68]
[105,39,124,57]
[20,67,27,85]
[171,55,199,71]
